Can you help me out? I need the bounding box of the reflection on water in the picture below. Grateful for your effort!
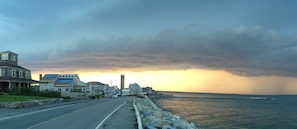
[154,92,297,129]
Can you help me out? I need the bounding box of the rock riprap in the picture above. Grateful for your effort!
[135,96,197,129]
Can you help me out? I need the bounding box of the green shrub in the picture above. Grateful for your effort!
[8,88,61,98]
[89,96,95,99]
[62,96,71,100]
[95,95,104,99]
[39,90,61,98]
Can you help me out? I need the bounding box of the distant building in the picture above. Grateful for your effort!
[0,51,37,92]
[129,83,142,95]
[120,74,124,90]
[39,74,85,92]
[121,88,131,96]
[106,86,120,97]
[86,81,109,95]
[142,87,153,95]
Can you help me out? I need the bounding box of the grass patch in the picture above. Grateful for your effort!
[0,95,53,102]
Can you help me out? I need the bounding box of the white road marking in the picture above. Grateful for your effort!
[27,112,65,129]
[0,104,72,121]
[95,101,127,129]
[26,100,117,129]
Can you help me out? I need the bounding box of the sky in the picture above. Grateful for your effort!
[1,0,297,94]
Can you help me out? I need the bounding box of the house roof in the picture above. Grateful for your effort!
[0,62,29,70]
[0,77,38,83]
[0,51,18,55]
[87,81,107,85]
[44,74,59,79]
[54,78,77,87]
[56,78,74,84]
[40,73,86,87]
[40,74,59,82]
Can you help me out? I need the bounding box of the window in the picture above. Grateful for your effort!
[11,54,16,61]
[19,71,23,78]
[25,72,30,79]
[12,69,16,77]
[1,53,8,60]
[0,68,2,77]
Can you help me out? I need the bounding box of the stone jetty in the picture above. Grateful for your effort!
[134,96,197,129]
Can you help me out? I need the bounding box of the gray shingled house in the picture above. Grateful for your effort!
[0,51,37,92]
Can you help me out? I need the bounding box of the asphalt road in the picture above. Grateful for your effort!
[0,97,135,129]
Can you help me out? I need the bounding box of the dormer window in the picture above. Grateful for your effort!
[11,54,16,61]
[1,53,8,60]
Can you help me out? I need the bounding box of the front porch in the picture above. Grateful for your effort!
[0,81,37,92]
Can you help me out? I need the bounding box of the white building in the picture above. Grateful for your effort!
[86,81,109,95]
[122,88,131,96]
[129,83,142,95]
[106,86,120,97]
[142,87,153,95]
[40,74,85,92]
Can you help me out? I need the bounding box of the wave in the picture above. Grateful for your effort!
[157,92,276,101]
[170,96,276,101]
[247,97,275,100]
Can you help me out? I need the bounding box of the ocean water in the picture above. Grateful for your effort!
[153,92,297,129]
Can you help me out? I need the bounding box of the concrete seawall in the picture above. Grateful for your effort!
[0,98,64,108]
[134,96,197,129]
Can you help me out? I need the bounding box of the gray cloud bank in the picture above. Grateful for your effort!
[23,26,297,77]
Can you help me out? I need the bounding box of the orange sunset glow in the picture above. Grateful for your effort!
[31,69,297,94]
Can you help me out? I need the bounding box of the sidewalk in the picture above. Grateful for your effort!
[99,98,137,129]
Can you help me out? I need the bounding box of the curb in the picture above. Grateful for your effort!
[133,99,143,129]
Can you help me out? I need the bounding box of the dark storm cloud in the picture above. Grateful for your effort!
[2,0,297,77]
[24,26,297,77]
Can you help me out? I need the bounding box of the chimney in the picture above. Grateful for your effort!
[39,74,42,81]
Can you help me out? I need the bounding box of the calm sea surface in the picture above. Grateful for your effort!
[153,92,297,129]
